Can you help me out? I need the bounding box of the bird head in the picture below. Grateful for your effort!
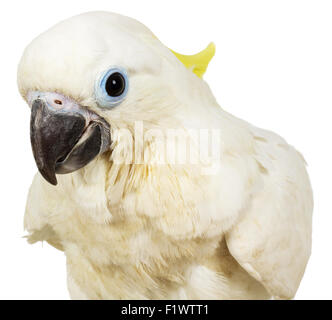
[18,11,215,185]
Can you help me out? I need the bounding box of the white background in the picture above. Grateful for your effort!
[0,0,331,299]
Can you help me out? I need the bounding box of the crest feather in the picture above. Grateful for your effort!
[170,42,215,78]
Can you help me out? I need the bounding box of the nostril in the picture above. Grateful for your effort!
[54,100,62,105]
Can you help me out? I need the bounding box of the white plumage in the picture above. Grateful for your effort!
[17,11,313,299]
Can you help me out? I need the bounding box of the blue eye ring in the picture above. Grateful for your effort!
[95,67,129,108]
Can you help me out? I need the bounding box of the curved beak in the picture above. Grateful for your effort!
[29,92,111,185]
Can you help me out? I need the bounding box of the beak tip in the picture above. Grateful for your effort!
[47,177,58,186]
[39,170,58,186]
[46,177,58,186]
[50,180,58,186]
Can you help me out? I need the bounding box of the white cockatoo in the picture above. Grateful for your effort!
[17,11,313,300]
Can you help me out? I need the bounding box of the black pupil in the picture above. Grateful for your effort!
[105,72,125,97]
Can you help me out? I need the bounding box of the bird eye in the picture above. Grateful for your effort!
[95,67,129,108]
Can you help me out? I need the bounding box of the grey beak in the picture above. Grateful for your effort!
[30,97,110,185]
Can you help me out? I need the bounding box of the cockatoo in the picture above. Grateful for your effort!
[17,11,313,300]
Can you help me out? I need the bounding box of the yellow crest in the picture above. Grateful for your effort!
[170,42,215,78]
